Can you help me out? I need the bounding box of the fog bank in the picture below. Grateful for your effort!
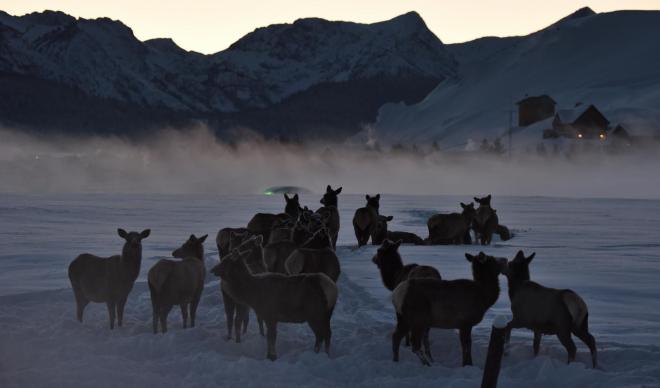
[1,127,660,199]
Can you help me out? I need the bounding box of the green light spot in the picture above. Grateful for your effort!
[263,191,273,196]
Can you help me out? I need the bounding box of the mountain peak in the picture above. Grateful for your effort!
[558,7,596,23]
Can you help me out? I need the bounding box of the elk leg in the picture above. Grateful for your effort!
[410,325,430,366]
[459,326,473,366]
[149,284,158,333]
[234,308,243,343]
[308,319,324,353]
[392,314,408,362]
[106,302,116,330]
[423,329,433,362]
[323,316,332,355]
[533,331,542,356]
[180,304,189,329]
[160,304,173,333]
[222,289,235,340]
[73,287,89,323]
[116,297,127,327]
[574,329,597,368]
[266,320,278,361]
[557,331,576,364]
[190,290,201,328]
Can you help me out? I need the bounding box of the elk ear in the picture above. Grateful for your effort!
[375,194,380,200]
[487,194,492,201]
[293,194,299,201]
[140,229,151,239]
[526,252,536,264]
[335,187,342,194]
[326,185,332,192]
[386,215,393,221]
[366,194,370,200]
[393,240,403,249]
[198,234,208,244]
[460,202,467,209]
[284,193,290,201]
[465,253,475,262]
[474,197,480,203]
[118,228,128,239]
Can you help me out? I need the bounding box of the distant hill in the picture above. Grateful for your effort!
[0,10,455,140]
[370,8,660,148]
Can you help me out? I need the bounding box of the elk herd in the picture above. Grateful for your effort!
[67,186,597,369]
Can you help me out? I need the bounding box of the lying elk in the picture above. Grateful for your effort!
[285,228,341,282]
[371,214,394,245]
[372,240,441,361]
[217,235,267,342]
[427,202,475,245]
[148,234,207,333]
[213,247,337,361]
[372,215,425,246]
[392,252,504,366]
[317,185,342,248]
[353,194,381,246]
[68,228,150,329]
[502,250,597,367]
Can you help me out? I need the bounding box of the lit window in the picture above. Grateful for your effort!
[577,133,583,139]
[599,133,606,140]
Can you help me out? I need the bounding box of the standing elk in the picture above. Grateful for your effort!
[68,228,150,329]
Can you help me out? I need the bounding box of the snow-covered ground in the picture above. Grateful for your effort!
[1,193,659,387]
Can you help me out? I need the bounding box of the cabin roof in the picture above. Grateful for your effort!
[554,104,609,126]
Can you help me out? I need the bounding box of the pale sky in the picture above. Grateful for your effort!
[2,0,659,54]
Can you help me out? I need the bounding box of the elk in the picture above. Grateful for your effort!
[218,235,267,342]
[285,228,341,282]
[68,228,150,329]
[427,202,476,245]
[316,185,342,248]
[372,240,441,361]
[502,250,597,367]
[391,252,504,366]
[148,234,207,333]
[216,227,250,259]
[353,194,380,246]
[212,247,337,361]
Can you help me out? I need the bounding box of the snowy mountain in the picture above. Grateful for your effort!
[372,8,660,148]
[0,10,455,139]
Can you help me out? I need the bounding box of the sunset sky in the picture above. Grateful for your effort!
[2,0,660,54]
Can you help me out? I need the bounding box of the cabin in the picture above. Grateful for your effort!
[551,103,610,139]
[517,95,556,127]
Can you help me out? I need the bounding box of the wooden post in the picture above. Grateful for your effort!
[481,315,509,388]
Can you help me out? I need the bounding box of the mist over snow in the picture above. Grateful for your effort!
[1,126,660,199]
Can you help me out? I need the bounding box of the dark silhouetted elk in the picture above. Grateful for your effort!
[502,250,597,367]
[427,202,476,245]
[148,234,207,333]
[285,228,341,282]
[68,228,150,329]
[391,252,504,366]
[214,235,267,342]
[216,227,250,259]
[213,248,337,361]
[372,239,441,361]
[316,185,342,248]
[353,194,380,246]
